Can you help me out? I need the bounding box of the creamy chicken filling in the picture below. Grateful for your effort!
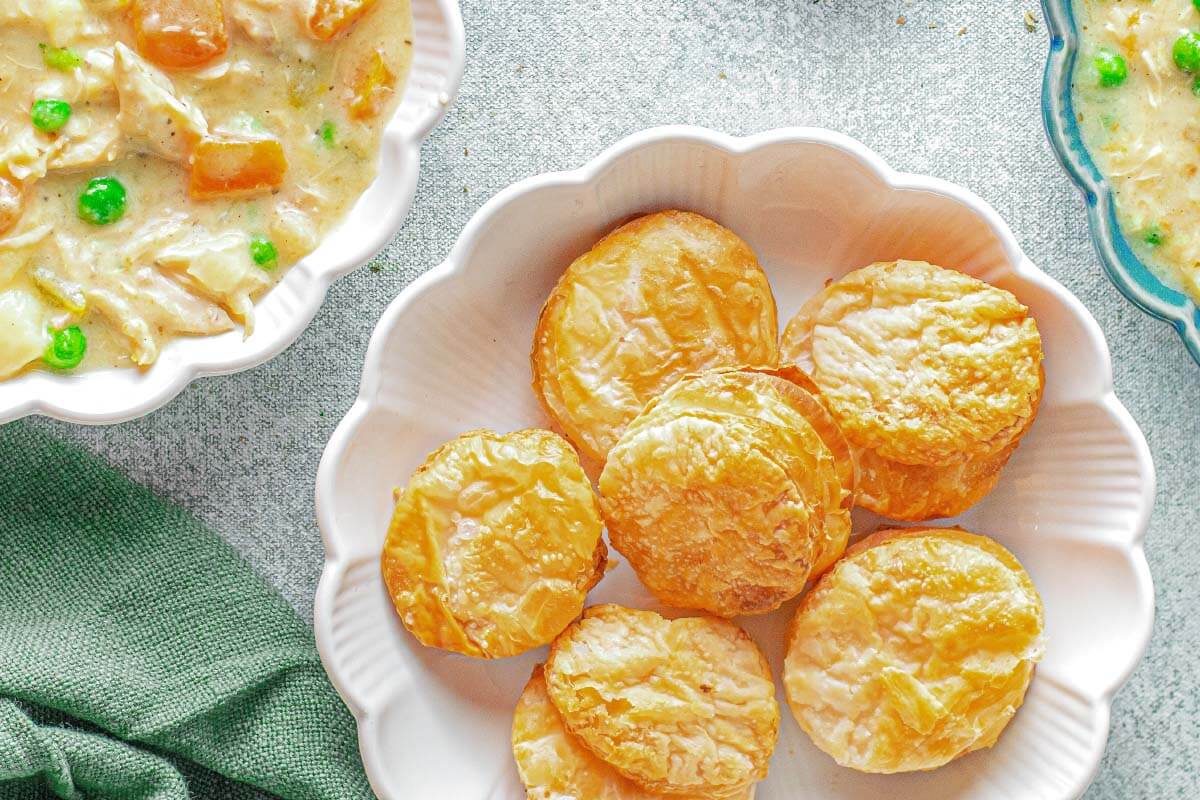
[0,0,411,377]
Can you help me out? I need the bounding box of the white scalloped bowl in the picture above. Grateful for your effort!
[0,0,464,425]
[315,127,1155,800]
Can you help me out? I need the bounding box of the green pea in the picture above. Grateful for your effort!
[249,235,278,269]
[1192,76,1200,97]
[77,177,126,225]
[31,99,71,133]
[39,43,82,71]
[43,325,87,370]
[319,121,336,148]
[1142,225,1166,247]
[1174,32,1200,73]
[1094,49,1127,87]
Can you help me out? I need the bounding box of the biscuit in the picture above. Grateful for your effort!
[744,366,857,499]
[781,260,1043,519]
[731,366,857,574]
[512,666,755,799]
[532,210,778,465]
[783,527,1045,774]
[381,429,606,658]
[544,605,778,797]
[644,366,855,574]
[853,408,1034,521]
[600,370,843,616]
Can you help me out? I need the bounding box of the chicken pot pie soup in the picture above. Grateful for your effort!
[1073,0,1200,302]
[0,0,412,379]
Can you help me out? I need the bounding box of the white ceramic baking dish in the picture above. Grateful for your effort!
[315,127,1155,800]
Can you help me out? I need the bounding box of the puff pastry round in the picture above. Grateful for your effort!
[532,210,779,465]
[737,366,858,575]
[853,416,1031,521]
[783,527,1045,774]
[381,429,606,658]
[544,605,778,797]
[781,260,1043,520]
[599,369,848,616]
[512,666,755,800]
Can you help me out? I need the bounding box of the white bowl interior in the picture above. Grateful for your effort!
[317,133,1151,800]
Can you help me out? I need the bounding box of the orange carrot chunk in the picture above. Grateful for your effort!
[189,138,287,199]
[348,49,397,121]
[132,0,228,70]
[0,176,23,236]
[308,0,378,41]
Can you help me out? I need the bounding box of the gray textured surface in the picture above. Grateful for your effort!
[27,1,1199,797]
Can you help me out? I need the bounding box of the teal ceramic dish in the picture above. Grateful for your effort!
[1042,0,1200,365]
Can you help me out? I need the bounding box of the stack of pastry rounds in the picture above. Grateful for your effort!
[376,212,1053,789]
[783,527,1045,774]
[381,428,606,658]
[531,210,779,466]
[599,367,856,617]
[781,260,1044,520]
[513,605,777,798]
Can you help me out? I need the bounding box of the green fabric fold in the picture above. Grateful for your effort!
[0,699,188,800]
[0,421,373,800]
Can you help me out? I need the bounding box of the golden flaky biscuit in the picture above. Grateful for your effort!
[642,366,856,575]
[381,429,606,658]
[532,210,779,465]
[853,401,1036,521]
[783,527,1045,774]
[512,667,756,800]
[781,260,1042,465]
[544,605,778,798]
[599,369,846,616]
[746,366,857,500]
[781,260,1043,520]
[734,366,858,574]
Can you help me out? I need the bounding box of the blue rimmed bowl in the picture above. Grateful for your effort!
[1042,0,1200,365]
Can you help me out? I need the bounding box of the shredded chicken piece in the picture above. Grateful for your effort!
[112,42,209,160]
[156,228,270,332]
[0,223,52,250]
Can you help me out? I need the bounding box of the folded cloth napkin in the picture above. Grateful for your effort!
[0,421,373,800]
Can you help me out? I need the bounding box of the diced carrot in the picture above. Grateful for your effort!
[0,176,23,236]
[189,138,287,199]
[308,0,378,41]
[132,0,228,69]
[348,49,396,120]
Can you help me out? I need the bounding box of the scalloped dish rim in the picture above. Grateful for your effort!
[313,126,1156,800]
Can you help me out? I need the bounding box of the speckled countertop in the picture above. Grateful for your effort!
[30,1,1199,797]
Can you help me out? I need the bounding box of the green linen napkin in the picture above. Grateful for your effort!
[0,421,373,800]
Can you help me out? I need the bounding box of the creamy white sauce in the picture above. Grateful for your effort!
[1073,0,1200,302]
[0,0,411,377]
